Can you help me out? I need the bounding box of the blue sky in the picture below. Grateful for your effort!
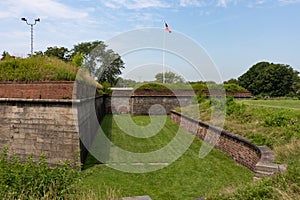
[1,0,300,82]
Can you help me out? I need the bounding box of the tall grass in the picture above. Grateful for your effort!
[180,99,300,199]
[0,147,81,199]
[0,56,79,82]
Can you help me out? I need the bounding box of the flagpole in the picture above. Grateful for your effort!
[162,28,166,84]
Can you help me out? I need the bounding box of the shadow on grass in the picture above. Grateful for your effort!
[82,115,113,170]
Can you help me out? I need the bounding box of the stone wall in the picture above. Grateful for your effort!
[131,96,192,115]
[170,111,261,170]
[77,96,105,163]
[0,98,79,164]
[0,96,105,165]
[106,89,194,115]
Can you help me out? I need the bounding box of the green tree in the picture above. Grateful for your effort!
[1,51,11,60]
[96,55,124,85]
[44,46,70,61]
[77,42,124,85]
[238,62,299,97]
[155,71,184,83]
[71,53,84,67]
[223,78,238,84]
[115,77,137,87]
[71,41,105,59]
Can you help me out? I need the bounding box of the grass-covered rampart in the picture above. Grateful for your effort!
[0,56,78,82]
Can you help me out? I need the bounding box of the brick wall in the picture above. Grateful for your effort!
[0,82,74,99]
[0,81,98,100]
[170,111,261,170]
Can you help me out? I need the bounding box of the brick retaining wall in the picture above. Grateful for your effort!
[170,110,261,170]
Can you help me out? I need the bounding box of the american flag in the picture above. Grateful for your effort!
[164,22,172,33]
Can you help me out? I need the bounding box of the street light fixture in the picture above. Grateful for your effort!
[21,18,40,55]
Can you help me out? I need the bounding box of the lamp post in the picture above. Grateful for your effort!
[21,18,40,55]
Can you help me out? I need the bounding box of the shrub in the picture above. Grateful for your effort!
[264,112,291,127]
[0,147,81,199]
[209,97,245,116]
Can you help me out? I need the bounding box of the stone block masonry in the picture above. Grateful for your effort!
[0,99,79,164]
[0,81,105,165]
[107,89,195,115]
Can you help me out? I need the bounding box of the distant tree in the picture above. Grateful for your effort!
[115,77,137,87]
[1,51,10,60]
[238,62,299,97]
[223,78,238,84]
[155,71,184,83]
[34,51,44,56]
[44,46,70,61]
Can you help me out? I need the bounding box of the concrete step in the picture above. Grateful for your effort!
[255,163,287,174]
[254,170,275,177]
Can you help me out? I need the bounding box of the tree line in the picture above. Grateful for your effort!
[2,41,299,97]
[1,41,125,86]
[226,62,300,97]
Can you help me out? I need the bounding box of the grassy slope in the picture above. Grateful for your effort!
[81,115,253,200]
[0,56,78,82]
[181,99,300,199]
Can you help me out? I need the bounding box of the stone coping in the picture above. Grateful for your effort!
[0,81,75,84]
[0,96,103,104]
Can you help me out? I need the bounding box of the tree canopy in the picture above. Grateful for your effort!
[155,71,184,84]
[32,41,125,86]
[238,62,300,97]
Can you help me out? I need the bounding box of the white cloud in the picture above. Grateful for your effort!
[179,0,206,7]
[102,0,171,9]
[217,0,227,7]
[0,0,89,20]
[278,0,300,4]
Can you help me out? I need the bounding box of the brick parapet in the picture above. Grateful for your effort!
[0,81,98,100]
[170,110,272,171]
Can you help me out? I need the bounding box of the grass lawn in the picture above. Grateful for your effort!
[241,99,300,110]
[81,115,253,200]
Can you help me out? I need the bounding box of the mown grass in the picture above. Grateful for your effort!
[82,115,253,200]
[181,99,300,199]
[242,99,300,110]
